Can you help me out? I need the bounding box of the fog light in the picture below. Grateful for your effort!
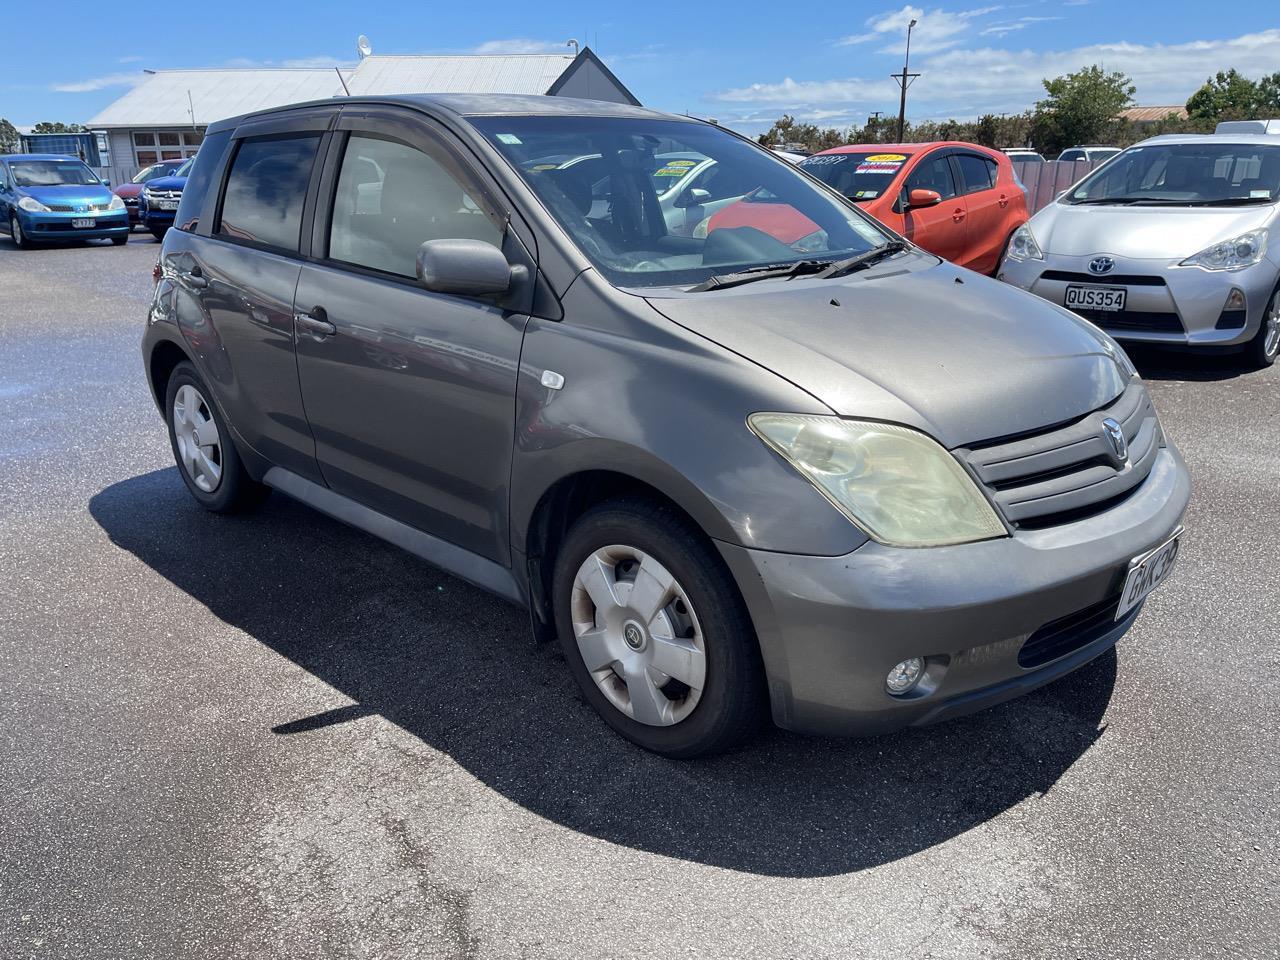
[886,657,925,695]
[1226,288,1246,310]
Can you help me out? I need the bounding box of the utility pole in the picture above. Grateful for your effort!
[892,18,920,142]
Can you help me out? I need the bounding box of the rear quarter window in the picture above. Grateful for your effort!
[174,129,232,233]
[216,135,322,252]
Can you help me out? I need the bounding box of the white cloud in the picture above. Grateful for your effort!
[469,39,574,55]
[837,5,1004,54]
[713,28,1280,124]
[51,72,148,93]
[981,16,1062,37]
[117,55,143,64]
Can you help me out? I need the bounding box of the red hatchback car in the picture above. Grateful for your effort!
[707,142,1028,275]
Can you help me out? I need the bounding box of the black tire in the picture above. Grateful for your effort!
[111,233,128,246]
[1243,288,1279,369]
[10,214,32,249]
[164,362,268,513]
[149,227,168,242]
[552,498,766,758]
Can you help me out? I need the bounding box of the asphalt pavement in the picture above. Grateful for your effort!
[0,234,1276,959]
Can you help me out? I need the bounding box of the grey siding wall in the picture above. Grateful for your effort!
[550,61,633,104]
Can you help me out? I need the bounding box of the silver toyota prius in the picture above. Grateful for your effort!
[999,132,1280,367]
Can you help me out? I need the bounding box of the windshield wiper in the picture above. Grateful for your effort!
[1067,197,1147,205]
[688,258,831,292]
[808,240,909,280]
[1175,196,1276,207]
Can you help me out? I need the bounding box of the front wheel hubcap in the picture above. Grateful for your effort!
[1264,296,1280,359]
[172,384,223,493]
[570,545,707,727]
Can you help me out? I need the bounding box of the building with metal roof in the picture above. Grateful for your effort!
[85,48,637,185]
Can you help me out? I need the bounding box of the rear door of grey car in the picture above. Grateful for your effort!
[293,105,530,564]
[169,108,334,483]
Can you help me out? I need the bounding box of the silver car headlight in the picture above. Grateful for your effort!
[1181,229,1267,271]
[17,196,50,213]
[1005,223,1044,262]
[749,414,1006,547]
[108,194,125,211]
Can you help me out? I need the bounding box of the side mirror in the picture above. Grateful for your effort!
[100,177,111,187]
[416,238,517,297]
[906,188,942,208]
[674,187,712,209]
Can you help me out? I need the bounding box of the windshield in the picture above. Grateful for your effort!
[10,160,101,187]
[473,116,890,288]
[1067,143,1280,205]
[175,158,194,177]
[132,161,180,184]
[797,152,912,202]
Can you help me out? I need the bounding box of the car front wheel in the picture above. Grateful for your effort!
[10,214,32,249]
[1245,288,1280,368]
[552,498,766,757]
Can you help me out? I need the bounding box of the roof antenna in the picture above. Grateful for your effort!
[335,67,351,96]
[187,89,197,130]
[357,35,372,59]
[566,38,580,56]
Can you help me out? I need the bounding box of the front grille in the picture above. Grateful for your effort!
[1072,308,1184,333]
[1215,309,1247,330]
[146,189,182,200]
[40,201,112,213]
[1018,592,1133,668]
[963,381,1161,528]
[1041,270,1167,287]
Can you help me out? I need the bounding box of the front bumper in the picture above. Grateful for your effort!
[719,443,1191,736]
[18,209,129,240]
[999,251,1278,347]
[141,207,176,229]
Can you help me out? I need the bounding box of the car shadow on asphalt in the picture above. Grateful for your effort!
[90,468,1117,879]
[1126,343,1259,382]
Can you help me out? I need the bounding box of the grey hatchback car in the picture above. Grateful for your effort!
[144,95,1190,757]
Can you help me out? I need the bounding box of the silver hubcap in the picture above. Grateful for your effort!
[1264,294,1280,359]
[172,384,223,493]
[570,545,707,727]
[12,217,21,243]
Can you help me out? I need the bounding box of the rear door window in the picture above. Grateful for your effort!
[955,154,998,195]
[217,134,321,251]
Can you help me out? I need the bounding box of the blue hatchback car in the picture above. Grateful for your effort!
[139,157,192,240]
[0,154,129,248]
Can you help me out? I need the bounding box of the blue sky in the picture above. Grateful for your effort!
[2,1,1277,134]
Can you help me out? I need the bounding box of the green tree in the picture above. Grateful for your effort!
[1031,65,1135,156]
[1186,69,1264,120]
[0,118,19,153]
[31,121,87,134]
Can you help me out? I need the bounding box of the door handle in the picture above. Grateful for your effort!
[952,208,966,223]
[294,307,336,340]
[998,194,1009,208]
[179,266,208,289]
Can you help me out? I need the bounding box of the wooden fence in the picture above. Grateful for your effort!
[1011,159,1105,214]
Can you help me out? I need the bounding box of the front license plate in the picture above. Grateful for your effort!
[1116,529,1182,620]
[1066,285,1126,312]
[156,200,179,210]
[72,218,96,228]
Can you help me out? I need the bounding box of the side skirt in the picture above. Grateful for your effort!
[263,467,525,606]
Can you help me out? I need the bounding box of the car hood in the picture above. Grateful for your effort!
[643,256,1128,448]
[146,174,188,191]
[115,183,143,199]
[21,183,113,205]
[1028,201,1276,259]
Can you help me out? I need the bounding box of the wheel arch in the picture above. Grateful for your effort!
[147,336,192,412]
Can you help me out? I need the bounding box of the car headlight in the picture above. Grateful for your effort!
[1181,229,1267,271]
[1005,223,1044,262]
[749,414,1006,547]
[17,196,50,213]
[108,194,125,211]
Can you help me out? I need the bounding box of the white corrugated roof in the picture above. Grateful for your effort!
[344,55,572,96]
[88,69,348,128]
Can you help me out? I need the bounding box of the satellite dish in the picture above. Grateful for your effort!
[357,35,372,59]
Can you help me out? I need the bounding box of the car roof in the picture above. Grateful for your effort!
[208,93,690,134]
[810,141,999,156]
[1,153,90,162]
[1133,133,1280,147]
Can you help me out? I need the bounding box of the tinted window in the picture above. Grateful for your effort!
[175,129,232,232]
[956,154,997,193]
[1059,150,1085,163]
[328,135,502,279]
[218,135,320,251]
[905,152,957,199]
[473,115,889,288]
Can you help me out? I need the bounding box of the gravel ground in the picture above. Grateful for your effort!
[0,235,1276,960]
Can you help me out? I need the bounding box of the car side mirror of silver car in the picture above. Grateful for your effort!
[674,187,712,209]
[416,239,522,298]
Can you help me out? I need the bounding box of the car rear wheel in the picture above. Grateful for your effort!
[552,498,766,758]
[10,214,32,249]
[111,234,128,246]
[165,362,268,513]
[1244,288,1279,368]
[150,227,168,242]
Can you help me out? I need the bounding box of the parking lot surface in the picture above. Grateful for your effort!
[1,236,1276,959]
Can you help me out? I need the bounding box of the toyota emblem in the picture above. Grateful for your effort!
[1088,256,1115,275]
[1102,417,1128,463]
